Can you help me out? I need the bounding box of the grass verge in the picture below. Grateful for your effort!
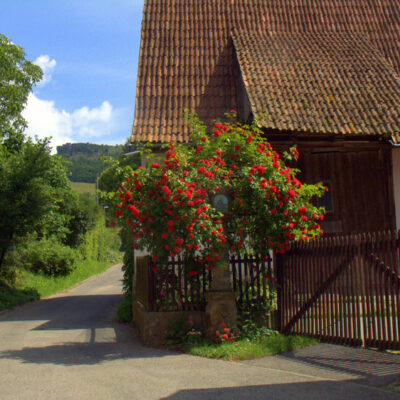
[0,258,120,312]
[183,334,319,361]
[0,281,39,311]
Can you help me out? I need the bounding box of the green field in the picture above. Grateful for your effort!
[71,181,96,194]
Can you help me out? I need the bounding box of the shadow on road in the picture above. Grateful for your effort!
[0,338,174,366]
[279,344,400,387]
[0,294,178,365]
[158,381,399,400]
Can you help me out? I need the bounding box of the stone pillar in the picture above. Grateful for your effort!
[204,219,237,336]
[205,281,237,335]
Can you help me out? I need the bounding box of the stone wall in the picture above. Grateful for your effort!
[132,300,204,345]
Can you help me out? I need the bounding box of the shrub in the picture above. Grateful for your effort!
[79,213,121,262]
[115,294,132,322]
[24,238,77,276]
[113,115,325,275]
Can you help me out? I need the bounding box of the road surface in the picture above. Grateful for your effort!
[0,263,399,399]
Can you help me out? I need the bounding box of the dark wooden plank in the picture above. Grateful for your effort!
[384,234,393,344]
[349,234,359,344]
[333,236,342,343]
[309,239,316,337]
[231,255,237,293]
[317,238,324,339]
[359,234,368,347]
[364,233,374,346]
[305,240,312,335]
[244,253,249,304]
[238,254,243,308]
[337,238,345,343]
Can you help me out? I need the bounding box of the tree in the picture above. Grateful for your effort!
[0,34,42,150]
[113,115,326,274]
[0,139,54,269]
[0,34,93,273]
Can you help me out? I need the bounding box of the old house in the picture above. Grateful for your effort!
[130,0,400,234]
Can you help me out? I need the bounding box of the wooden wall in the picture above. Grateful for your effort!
[271,138,395,234]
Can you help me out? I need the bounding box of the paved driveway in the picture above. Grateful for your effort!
[0,264,399,399]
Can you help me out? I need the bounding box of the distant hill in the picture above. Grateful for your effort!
[57,143,124,183]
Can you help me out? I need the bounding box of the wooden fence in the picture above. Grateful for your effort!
[276,231,400,350]
[140,254,274,312]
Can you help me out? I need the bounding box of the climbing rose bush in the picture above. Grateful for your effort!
[113,114,325,274]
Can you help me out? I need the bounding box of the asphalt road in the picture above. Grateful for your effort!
[0,263,398,400]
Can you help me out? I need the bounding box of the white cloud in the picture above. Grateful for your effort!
[23,54,131,153]
[23,94,127,153]
[34,55,57,86]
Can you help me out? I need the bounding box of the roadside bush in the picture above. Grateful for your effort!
[24,238,77,276]
[79,213,121,262]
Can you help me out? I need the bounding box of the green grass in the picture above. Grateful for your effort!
[17,258,120,298]
[0,257,120,312]
[0,281,39,311]
[70,181,96,194]
[184,334,319,361]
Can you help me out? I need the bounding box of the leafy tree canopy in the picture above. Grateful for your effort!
[0,34,95,273]
[0,34,42,150]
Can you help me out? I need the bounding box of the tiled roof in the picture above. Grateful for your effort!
[131,0,400,143]
[232,31,400,138]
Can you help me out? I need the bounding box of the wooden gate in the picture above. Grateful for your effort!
[276,231,400,350]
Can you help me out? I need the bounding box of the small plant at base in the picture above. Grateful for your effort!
[186,328,203,345]
[238,310,279,341]
[164,315,202,346]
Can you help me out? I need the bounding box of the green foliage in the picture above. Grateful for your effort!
[237,311,278,341]
[0,139,54,270]
[0,281,39,310]
[9,258,118,303]
[98,152,140,195]
[0,136,102,273]
[115,294,132,322]
[57,142,128,183]
[22,238,77,276]
[97,145,139,298]
[79,213,121,262]
[0,33,42,150]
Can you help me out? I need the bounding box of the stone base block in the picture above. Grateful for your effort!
[132,300,204,345]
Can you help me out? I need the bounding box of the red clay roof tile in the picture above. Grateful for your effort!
[131,0,400,143]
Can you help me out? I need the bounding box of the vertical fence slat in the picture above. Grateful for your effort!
[390,267,399,346]
[142,229,400,351]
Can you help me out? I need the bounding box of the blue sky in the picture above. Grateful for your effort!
[0,0,144,151]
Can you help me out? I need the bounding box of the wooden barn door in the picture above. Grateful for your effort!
[298,148,395,234]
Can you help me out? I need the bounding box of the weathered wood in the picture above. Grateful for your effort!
[279,230,400,350]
